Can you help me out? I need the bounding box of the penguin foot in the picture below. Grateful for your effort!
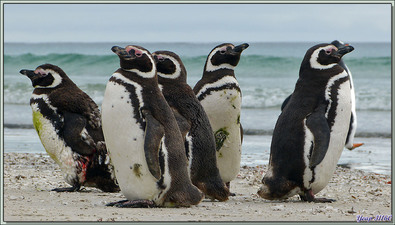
[311,197,336,203]
[105,199,128,207]
[300,190,336,203]
[348,143,364,150]
[204,196,217,202]
[51,184,80,192]
[225,182,236,196]
[106,199,156,208]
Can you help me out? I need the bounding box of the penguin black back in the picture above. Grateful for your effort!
[20,64,119,192]
[102,45,203,207]
[153,50,230,201]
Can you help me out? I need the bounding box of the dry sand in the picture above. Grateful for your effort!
[2,152,392,222]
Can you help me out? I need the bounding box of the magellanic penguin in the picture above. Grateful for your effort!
[331,40,363,150]
[281,40,363,151]
[20,64,119,192]
[152,50,230,201]
[258,43,354,202]
[101,45,203,208]
[193,43,249,191]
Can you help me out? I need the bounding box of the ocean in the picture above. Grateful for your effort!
[3,42,392,175]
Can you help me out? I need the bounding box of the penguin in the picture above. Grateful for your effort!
[331,40,363,150]
[19,64,119,193]
[257,43,354,202]
[101,45,203,208]
[281,40,363,151]
[193,43,249,191]
[152,50,230,201]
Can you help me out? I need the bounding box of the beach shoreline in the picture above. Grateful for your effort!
[3,152,392,222]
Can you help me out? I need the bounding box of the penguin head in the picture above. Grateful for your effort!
[331,40,352,73]
[20,64,70,88]
[258,173,300,201]
[303,43,354,71]
[152,51,187,83]
[331,40,346,48]
[112,45,156,78]
[204,43,249,72]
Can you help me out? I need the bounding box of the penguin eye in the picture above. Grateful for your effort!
[134,49,144,58]
[325,50,332,55]
[128,49,143,57]
[38,72,49,77]
[220,50,226,54]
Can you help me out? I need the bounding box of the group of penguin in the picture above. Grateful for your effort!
[20,40,362,208]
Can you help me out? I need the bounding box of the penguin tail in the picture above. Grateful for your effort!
[164,182,204,207]
[85,160,120,193]
[194,177,230,202]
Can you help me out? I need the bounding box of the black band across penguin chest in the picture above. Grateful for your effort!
[30,97,63,135]
[197,82,241,102]
[109,76,146,130]
[195,71,241,102]
[325,76,350,131]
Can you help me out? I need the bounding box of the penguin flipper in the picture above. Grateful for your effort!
[142,109,164,180]
[171,107,191,138]
[86,101,102,129]
[306,104,331,168]
[345,113,364,150]
[281,94,292,111]
[62,111,96,156]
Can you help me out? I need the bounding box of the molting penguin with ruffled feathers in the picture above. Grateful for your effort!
[20,64,119,193]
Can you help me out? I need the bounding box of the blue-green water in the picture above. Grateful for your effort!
[3,42,392,174]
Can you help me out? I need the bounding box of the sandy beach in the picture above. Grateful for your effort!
[3,152,392,222]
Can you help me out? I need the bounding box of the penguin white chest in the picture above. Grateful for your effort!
[309,75,352,194]
[30,100,77,186]
[197,76,242,182]
[101,79,158,201]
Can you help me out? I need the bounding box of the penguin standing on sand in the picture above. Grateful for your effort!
[20,64,119,192]
[193,43,249,191]
[152,50,230,201]
[281,40,363,150]
[258,43,354,202]
[102,45,203,208]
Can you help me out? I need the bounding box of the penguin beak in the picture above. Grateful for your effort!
[111,46,133,59]
[333,45,354,58]
[20,69,47,86]
[233,43,249,54]
[19,69,36,79]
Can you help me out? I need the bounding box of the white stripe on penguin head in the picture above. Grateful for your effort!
[309,45,338,70]
[123,46,157,79]
[156,54,182,79]
[205,44,236,72]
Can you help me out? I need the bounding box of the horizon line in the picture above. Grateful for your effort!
[4,41,391,44]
